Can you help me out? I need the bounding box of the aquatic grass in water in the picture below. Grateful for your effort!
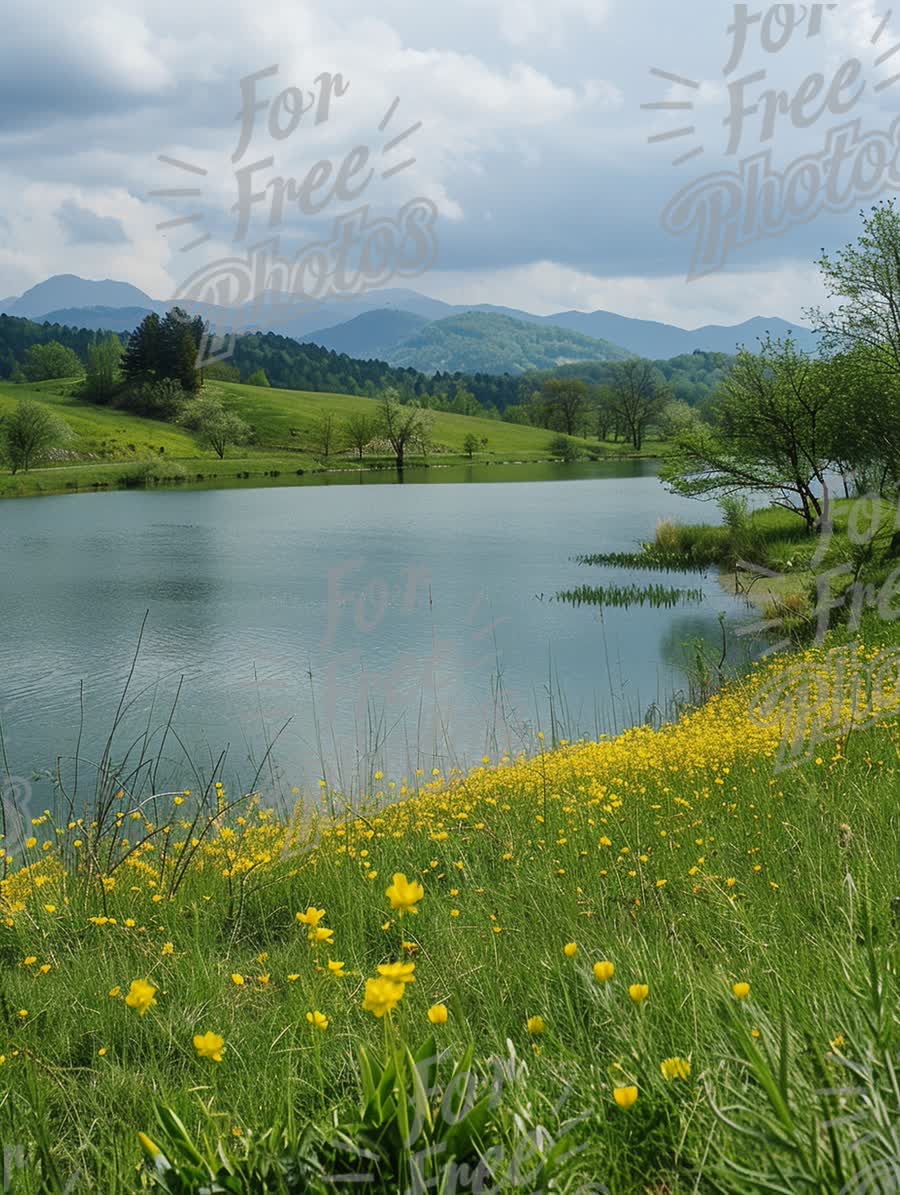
[573,550,709,575]
[555,582,705,609]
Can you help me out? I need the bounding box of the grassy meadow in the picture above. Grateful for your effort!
[0,378,660,500]
[1,613,897,1192]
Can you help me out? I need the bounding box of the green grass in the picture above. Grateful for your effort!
[0,378,661,499]
[1,616,897,1191]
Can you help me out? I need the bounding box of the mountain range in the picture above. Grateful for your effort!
[0,274,820,374]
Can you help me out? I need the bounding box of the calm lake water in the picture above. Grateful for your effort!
[1,462,757,807]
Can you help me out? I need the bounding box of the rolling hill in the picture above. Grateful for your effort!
[0,376,623,499]
[378,312,629,374]
[299,309,429,358]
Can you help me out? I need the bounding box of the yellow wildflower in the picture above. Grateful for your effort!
[193,1031,225,1062]
[124,979,157,1016]
[385,873,424,916]
[362,976,405,1018]
[613,1086,638,1109]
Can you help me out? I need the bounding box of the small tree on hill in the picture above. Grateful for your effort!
[343,412,376,461]
[379,388,428,469]
[23,341,83,382]
[313,412,336,461]
[84,335,123,403]
[608,359,666,450]
[542,379,589,435]
[550,433,578,462]
[1,399,71,472]
[179,396,250,459]
[463,432,479,459]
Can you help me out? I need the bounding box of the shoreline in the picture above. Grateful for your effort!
[0,451,663,501]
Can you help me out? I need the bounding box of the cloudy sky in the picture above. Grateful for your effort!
[1,0,897,326]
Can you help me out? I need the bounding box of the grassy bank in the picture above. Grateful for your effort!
[1,615,897,1191]
[0,379,663,500]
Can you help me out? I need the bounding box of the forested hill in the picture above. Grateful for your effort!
[380,311,630,373]
[0,312,733,413]
[0,315,426,397]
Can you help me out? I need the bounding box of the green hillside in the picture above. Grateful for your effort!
[384,312,629,374]
[0,377,649,499]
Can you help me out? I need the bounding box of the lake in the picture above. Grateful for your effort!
[0,461,757,809]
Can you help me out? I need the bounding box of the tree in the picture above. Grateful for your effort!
[23,341,83,382]
[122,309,201,393]
[608,360,666,450]
[549,433,578,462]
[450,386,480,417]
[1,399,70,472]
[661,337,838,531]
[811,199,900,493]
[159,309,201,393]
[658,399,696,439]
[463,432,479,459]
[414,409,436,461]
[179,396,250,458]
[594,384,618,441]
[123,313,161,381]
[204,361,241,383]
[313,411,336,461]
[83,335,123,403]
[378,388,429,469]
[343,413,376,461]
[246,368,271,387]
[122,378,185,421]
[542,379,589,436]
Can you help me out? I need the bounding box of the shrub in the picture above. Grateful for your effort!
[549,433,578,462]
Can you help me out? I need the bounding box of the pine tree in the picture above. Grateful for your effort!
[122,313,161,380]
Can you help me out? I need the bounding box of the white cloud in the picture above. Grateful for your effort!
[490,0,610,47]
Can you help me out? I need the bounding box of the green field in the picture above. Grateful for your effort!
[1,613,897,1191]
[0,379,661,499]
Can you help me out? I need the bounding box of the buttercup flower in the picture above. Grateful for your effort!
[613,1085,639,1109]
[124,979,157,1016]
[563,942,578,958]
[306,1010,329,1031]
[376,961,416,985]
[593,961,615,982]
[362,976,405,1018]
[527,1015,545,1036]
[296,907,326,928]
[732,982,751,1000]
[428,1003,449,1025]
[193,1031,225,1062]
[327,960,346,977]
[628,984,649,1003]
[660,1056,691,1081]
[385,873,424,916]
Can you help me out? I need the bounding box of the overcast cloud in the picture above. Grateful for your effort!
[1,0,897,325]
